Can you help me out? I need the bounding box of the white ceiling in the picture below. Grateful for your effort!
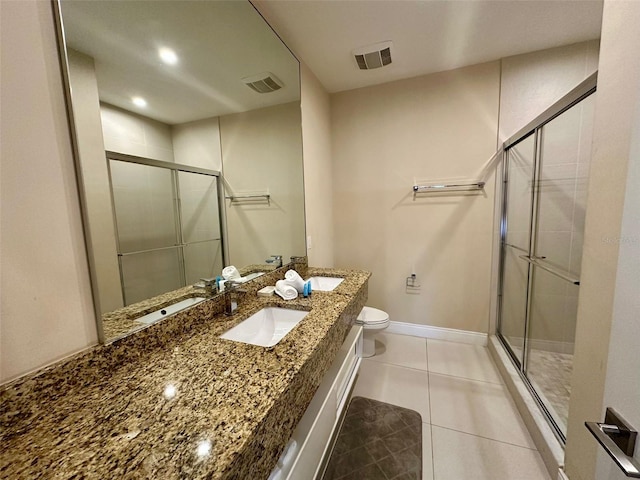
[60,1,300,125]
[59,0,603,124]
[255,0,603,93]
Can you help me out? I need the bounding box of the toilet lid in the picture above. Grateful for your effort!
[356,306,389,325]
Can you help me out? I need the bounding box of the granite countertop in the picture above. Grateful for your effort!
[0,266,370,479]
[101,264,279,341]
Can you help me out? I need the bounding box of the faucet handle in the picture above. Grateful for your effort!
[225,280,248,292]
[197,277,218,294]
[265,255,283,268]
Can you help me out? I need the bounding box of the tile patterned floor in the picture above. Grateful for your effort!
[322,397,422,480]
[350,333,551,480]
[527,348,573,430]
[506,344,573,431]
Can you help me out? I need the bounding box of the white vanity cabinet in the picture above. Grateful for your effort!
[269,325,363,480]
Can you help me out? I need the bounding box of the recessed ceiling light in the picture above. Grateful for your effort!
[159,47,178,65]
[132,96,147,108]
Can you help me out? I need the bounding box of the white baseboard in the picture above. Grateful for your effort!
[558,468,570,480]
[386,321,487,346]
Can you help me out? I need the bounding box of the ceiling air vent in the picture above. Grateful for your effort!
[353,41,393,70]
[242,72,283,93]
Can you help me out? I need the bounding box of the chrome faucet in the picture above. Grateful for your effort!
[266,255,283,268]
[225,280,247,315]
[197,277,218,296]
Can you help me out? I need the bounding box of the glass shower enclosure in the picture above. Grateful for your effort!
[108,152,226,306]
[497,74,596,440]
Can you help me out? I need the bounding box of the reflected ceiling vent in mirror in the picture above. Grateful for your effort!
[242,72,283,93]
[353,41,393,70]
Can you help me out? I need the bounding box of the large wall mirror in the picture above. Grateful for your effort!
[54,0,306,342]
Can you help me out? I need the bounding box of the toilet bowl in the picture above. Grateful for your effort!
[356,306,390,358]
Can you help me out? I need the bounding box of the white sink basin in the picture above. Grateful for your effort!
[220,307,309,347]
[306,276,344,291]
[134,297,207,325]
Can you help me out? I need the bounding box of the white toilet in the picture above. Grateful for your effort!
[356,306,390,358]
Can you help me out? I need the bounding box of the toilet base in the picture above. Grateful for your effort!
[361,325,389,357]
[362,334,376,358]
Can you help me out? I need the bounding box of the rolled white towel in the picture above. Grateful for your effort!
[222,265,241,280]
[284,269,305,293]
[275,280,298,300]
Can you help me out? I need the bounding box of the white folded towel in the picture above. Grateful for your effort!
[222,265,241,280]
[275,280,298,300]
[284,269,305,293]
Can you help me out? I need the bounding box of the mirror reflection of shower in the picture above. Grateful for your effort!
[57,0,305,342]
[109,155,224,306]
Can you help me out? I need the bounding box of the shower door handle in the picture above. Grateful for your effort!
[518,255,580,285]
[585,407,640,477]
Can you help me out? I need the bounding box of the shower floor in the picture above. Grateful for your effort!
[510,345,573,431]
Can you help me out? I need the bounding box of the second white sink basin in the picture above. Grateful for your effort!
[220,307,309,347]
[306,276,344,291]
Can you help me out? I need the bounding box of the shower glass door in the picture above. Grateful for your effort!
[525,94,594,435]
[110,160,183,305]
[497,78,595,440]
[500,133,536,366]
[178,171,224,284]
[109,155,225,306]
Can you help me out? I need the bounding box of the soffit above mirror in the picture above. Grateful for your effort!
[60,0,300,124]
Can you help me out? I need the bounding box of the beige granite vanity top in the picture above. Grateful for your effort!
[0,266,370,479]
[101,264,278,340]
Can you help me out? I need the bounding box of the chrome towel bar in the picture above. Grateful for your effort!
[413,181,485,193]
[225,193,271,204]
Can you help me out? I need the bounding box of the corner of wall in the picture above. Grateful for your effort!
[300,62,334,267]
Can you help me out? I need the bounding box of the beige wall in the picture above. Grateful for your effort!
[300,62,334,267]
[221,102,306,267]
[0,0,97,382]
[594,4,640,478]
[332,62,500,332]
[499,40,600,141]
[566,2,640,479]
[172,117,222,171]
[101,104,175,162]
[67,50,123,314]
